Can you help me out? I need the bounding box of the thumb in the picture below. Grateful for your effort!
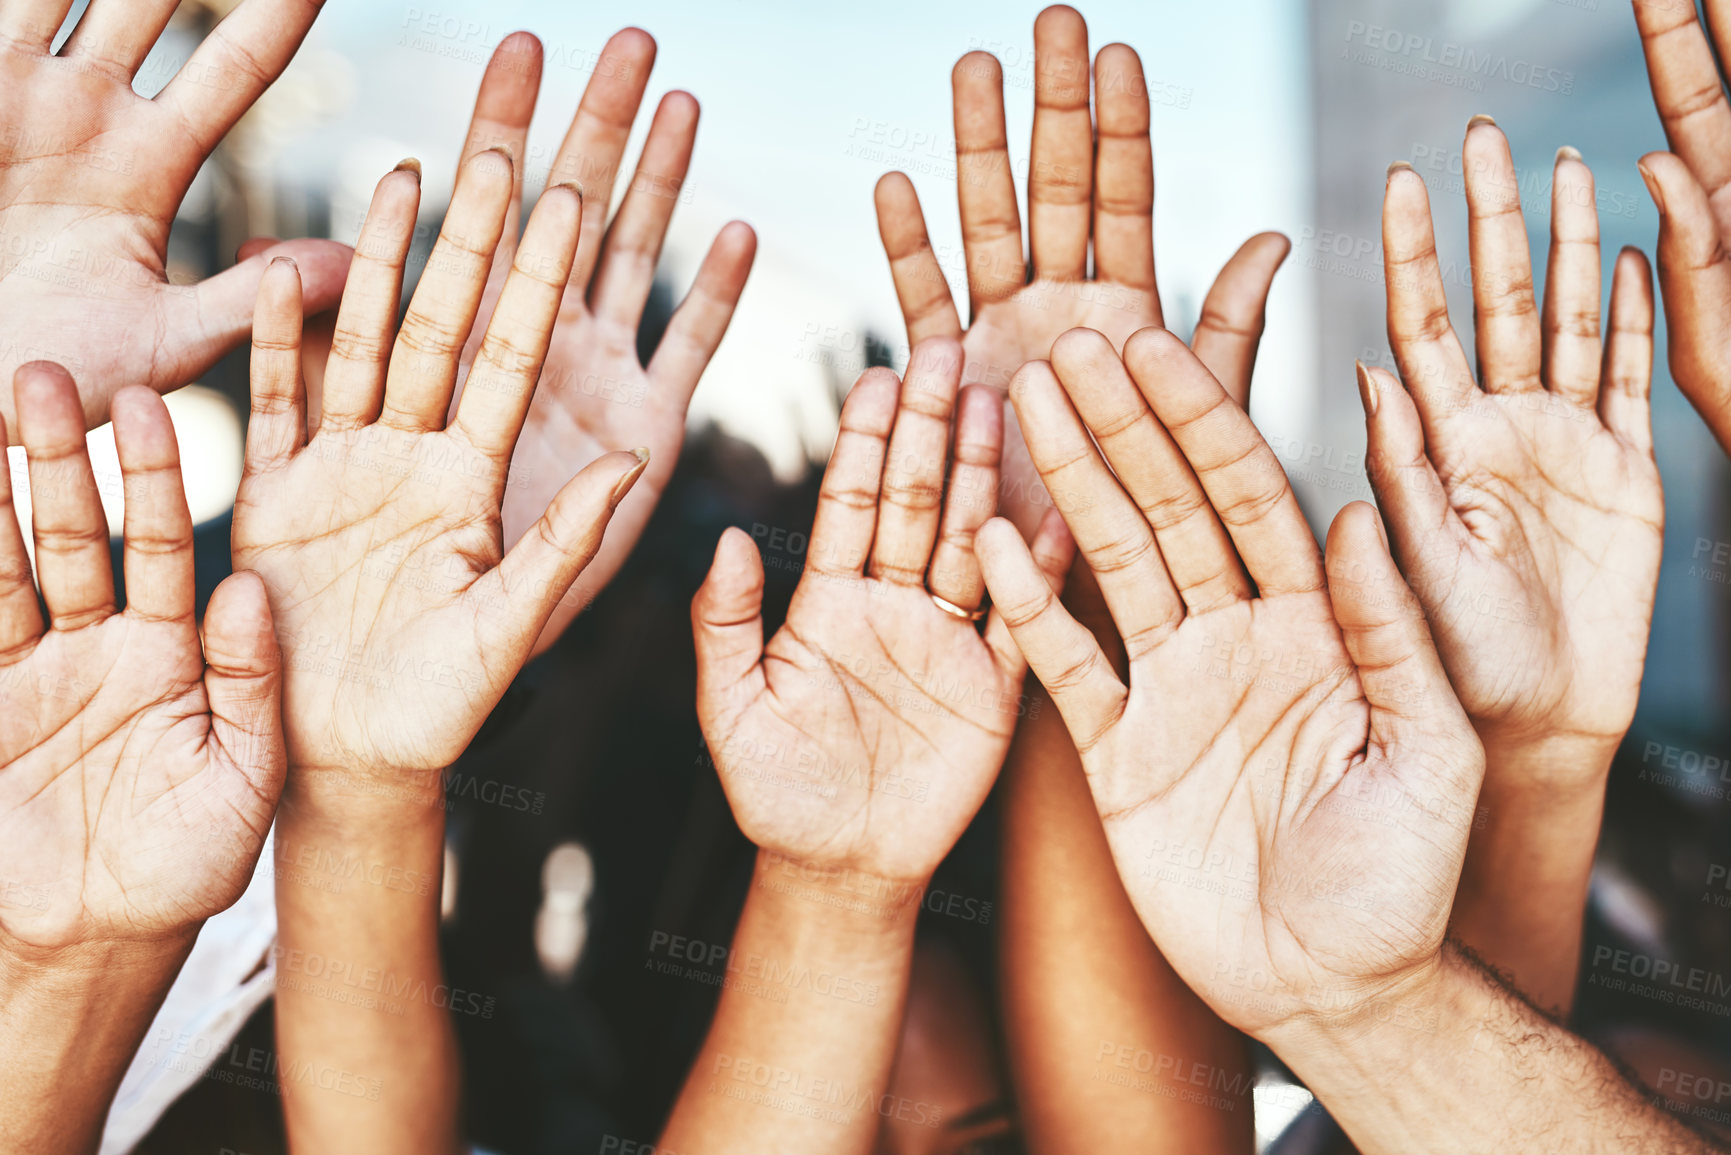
[1640,151,1731,455]
[161,239,354,396]
[692,527,768,733]
[1324,502,1473,765]
[201,571,287,805]
[1190,230,1290,409]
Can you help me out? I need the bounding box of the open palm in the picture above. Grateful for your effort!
[0,0,351,439]
[232,151,645,784]
[874,5,1288,532]
[0,368,283,951]
[1373,126,1662,769]
[693,340,1070,882]
[978,329,1483,1035]
[441,30,755,649]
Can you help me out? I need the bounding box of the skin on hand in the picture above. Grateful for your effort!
[976,326,1485,1040]
[1374,126,1662,776]
[692,336,1074,885]
[433,29,757,651]
[874,3,1290,535]
[231,149,649,790]
[1632,0,1731,454]
[0,0,353,441]
[0,363,284,956]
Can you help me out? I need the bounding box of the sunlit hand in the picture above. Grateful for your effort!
[693,338,1072,883]
[439,30,755,650]
[231,151,646,791]
[0,0,351,440]
[1631,0,1731,454]
[0,364,282,954]
[1370,123,1662,781]
[874,4,1288,533]
[977,328,1483,1038]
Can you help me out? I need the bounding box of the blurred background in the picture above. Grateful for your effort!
[19,0,1722,1151]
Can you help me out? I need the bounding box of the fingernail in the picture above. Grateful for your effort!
[550,179,585,204]
[611,449,650,507]
[1555,145,1583,165]
[394,157,423,180]
[1356,360,1379,417]
[270,255,298,271]
[1466,113,1497,130]
[1638,162,1665,215]
[1387,160,1415,181]
[485,143,516,169]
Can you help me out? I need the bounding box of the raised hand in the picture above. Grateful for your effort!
[1375,125,1662,779]
[692,338,1072,884]
[874,3,1288,531]
[231,149,647,791]
[976,327,1483,1038]
[0,363,283,955]
[442,30,755,648]
[0,0,352,439]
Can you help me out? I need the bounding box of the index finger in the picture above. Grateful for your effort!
[1635,0,1731,239]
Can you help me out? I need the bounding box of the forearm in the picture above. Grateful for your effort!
[1451,738,1613,1015]
[1271,943,1716,1154]
[660,848,923,1155]
[1001,693,1253,1153]
[273,771,460,1155]
[0,934,194,1155]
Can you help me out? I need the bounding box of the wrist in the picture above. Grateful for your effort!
[281,763,448,833]
[750,850,927,936]
[1259,949,1448,1081]
[1478,730,1618,795]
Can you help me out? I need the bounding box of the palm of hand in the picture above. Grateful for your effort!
[965,282,1160,530]
[499,301,678,605]
[709,582,1022,883]
[1423,397,1663,750]
[0,620,270,950]
[233,429,510,777]
[1090,596,1466,1036]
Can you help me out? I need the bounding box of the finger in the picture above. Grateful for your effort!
[927,384,1003,610]
[1029,5,1092,282]
[1542,147,1604,406]
[1091,42,1156,293]
[0,412,42,657]
[645,221,757,403]
[1324,502,1471,757]
[1383,164,1478,445]
[246,257,307,473]
[382,148,513,432]
[1055,327,1251,613]
[590,91,699,330]
[1124,328,1323,596]
[111,388,193,624]
[64,0,179,75]
[953,51,1025,308]
[1190,232,1291,408]
[320,165,421,433]
[807,369,900,578]
[170,238,350,408]
[155,0,327,157]
[0,0,72,50]
[983,507,1074,676]
[452,184,583,459]
[870,339,963,584]
[15,363,113,628]
[1633,0,1731,240]
[1009,356,1183,655]
[692,527,769,736]
[977,516,1124,749]
[548,27,659,292]
[1355,362,1462,601]
[201,571,287,801]
[1642,151,1731,454]
[482,450,648,655]
[1599,247,1657,457]
[874,173,964,344]
[1462,118,1541,395]
[458,32,544,261]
